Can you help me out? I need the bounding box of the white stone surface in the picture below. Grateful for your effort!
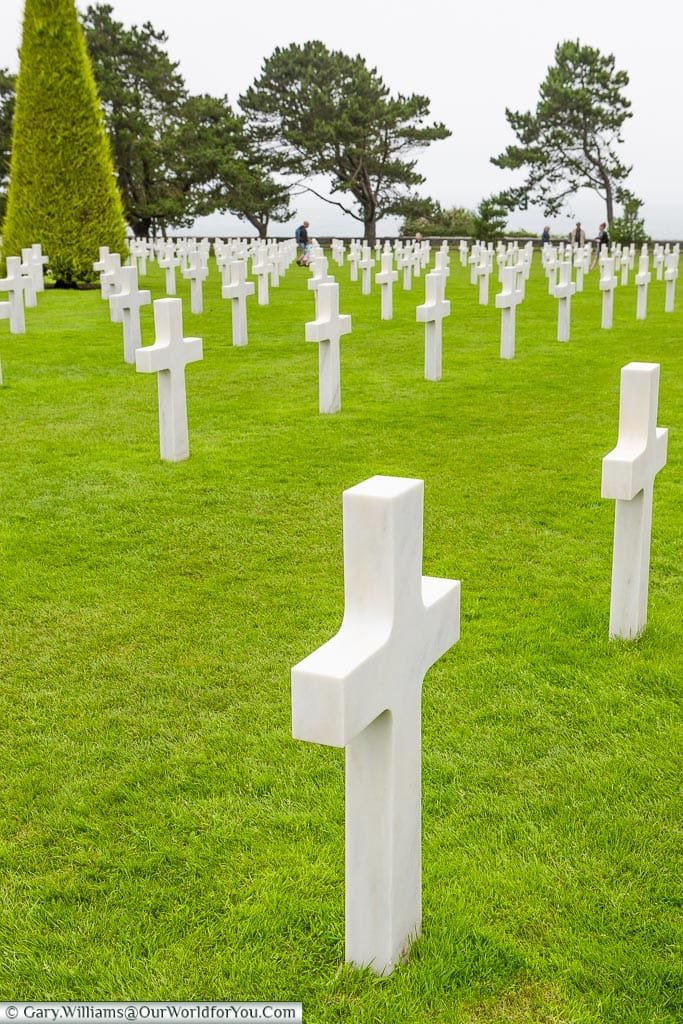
[222,260,255,347]
[495,264,523,359]
[100,253,124,318]
[252,250,270,306]
[664,252,678,313]
[375,252,398,320]
[635,251,651,320]
[601,362,668,639]
[305,281,351,414]
[135,298,203,462]
[159,245,180,295]
[308,256,333,292]
[476,250,492,305]
[416,271,450,381]
[291,475,460,975]
[31,243,48,292]
[359,248,375,296]
[599,256,618,329]
[20,249,38,308]
[182,251,208,315]
[550,260,576,342]
[109,265,152,364]
[0,256,28,334]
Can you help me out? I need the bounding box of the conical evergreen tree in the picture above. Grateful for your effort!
[2,0,126,286]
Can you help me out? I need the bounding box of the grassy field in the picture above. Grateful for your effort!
[0,249,680,1023]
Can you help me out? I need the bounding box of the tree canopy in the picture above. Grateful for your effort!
[80,4,291,238]
[491,39,636,228]
[240,41,451,244]
[2,0,126,284]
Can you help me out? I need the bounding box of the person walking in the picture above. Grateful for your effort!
[295,220,310,265]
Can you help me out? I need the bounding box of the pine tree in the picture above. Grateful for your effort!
[2,0,126,286]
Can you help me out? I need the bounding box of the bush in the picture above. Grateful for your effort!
[1,0,126,285]
[610,191,649,246]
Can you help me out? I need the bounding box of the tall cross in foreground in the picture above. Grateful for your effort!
[292,476,460,975]
[135,298,203,462]
[601,362,668,639]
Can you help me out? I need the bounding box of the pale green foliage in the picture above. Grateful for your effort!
[2,0,126,284]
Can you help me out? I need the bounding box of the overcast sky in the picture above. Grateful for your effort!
[2,0,681,239]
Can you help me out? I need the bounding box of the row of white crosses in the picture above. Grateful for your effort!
[292,361,667,975]
[0,245,49,336]
[93,247,203,462]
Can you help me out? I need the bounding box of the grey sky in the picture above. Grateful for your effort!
[2,0,681,238]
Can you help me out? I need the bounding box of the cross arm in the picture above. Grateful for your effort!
[305,315,351,343]
[602,428,668,499]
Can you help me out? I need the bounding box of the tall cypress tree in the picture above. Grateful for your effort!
[2,0,126,286]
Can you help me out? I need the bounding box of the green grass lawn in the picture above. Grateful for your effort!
[0,249,680,1023]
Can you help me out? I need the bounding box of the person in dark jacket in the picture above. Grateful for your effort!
[295,221,310,264]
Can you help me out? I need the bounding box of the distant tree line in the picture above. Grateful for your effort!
[0,13,647,246]
[400,40,647,243]
[0,5,450,242]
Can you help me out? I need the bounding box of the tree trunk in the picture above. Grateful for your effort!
[604,178,615,229]
[129,215,152,239]
[364,218,377,246]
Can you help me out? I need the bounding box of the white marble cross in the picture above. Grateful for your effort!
[653,246,664,282]
[599,256,618,329]
[20,249,38,308]
[159,245,180,295]
[601,362,668,639]
[31,243,48,292]
[619,249,630,287]
[100,253,123,313]
[182,251,208,315]
[359,248,375,296]
[291,475,460,975]
[308,256,333,293]
[347,249,360,283]
[399,249,413,291]
[375,252,398,320]
[635,251,651,320]
[222,260,255,347]
[93,246,110,278]
[135,298,203,462]
[331,239,345,266]
[109,265,152,363]
[305,281,351,414]
[550,260,576,342]
[495,264,523,359]
[574,246,590,293]
[476,250,492,305]
[434,249,450,278]
[252,250,270,306]
[416,271,450,381]
[0,256,28,334]
[459,239,469,267]
[664,252,678,313]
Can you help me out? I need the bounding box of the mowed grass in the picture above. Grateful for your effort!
[0,248,680,1024]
